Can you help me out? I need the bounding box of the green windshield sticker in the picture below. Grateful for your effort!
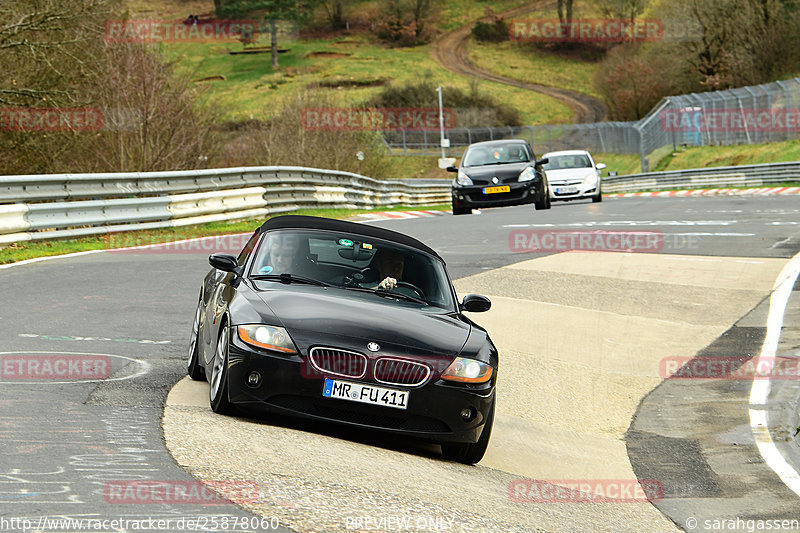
[338,238,354,247]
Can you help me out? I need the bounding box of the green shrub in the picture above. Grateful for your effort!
[472,20,509,42]
[366,79,521,127]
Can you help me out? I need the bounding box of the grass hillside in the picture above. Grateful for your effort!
[126,0,578,125]
[164,36,572,124]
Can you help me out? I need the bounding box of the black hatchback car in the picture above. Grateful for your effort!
[187,215,498,464]
[447,139,551,215]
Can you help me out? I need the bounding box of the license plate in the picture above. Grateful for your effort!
[556,186,578,194]
[482,185,510,194]
[322,379,409,410]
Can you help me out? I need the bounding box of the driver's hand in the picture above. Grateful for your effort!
[377,277,397,289]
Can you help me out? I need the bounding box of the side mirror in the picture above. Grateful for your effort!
[461,294,491,313]
[446,166,459,173]
[535,157,549,167]
[596,163,607,170]
[209,253,239,273]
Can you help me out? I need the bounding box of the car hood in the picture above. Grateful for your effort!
[251,284,471,360]
[461,162,529,185]
[545,168,596,183]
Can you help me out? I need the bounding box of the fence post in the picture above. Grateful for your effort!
[636,126,648,173]
[525,125,534,148]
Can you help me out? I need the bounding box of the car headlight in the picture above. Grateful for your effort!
[456,171,473,186]
[517,167,536,182]
[237,324,297,354]
[582,174,598,186]
[441,357,494,383]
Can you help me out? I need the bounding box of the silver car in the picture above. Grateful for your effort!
[542,150,606,203]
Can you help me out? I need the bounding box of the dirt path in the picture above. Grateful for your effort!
[432,1,607,123]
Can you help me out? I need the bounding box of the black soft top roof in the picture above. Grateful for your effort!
[256,215,443,261]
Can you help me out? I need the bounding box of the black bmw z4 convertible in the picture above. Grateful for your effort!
[187,215,498,464]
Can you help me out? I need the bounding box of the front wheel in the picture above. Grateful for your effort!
[441,397,495,464]
[209,325,235,414]
[452,205,472,215]
[592,191,602,203]
[534,194,551,210]
[187,301,205,381]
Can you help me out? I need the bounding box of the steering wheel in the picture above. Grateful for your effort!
[393,281,425,299]
[342,267,374,288]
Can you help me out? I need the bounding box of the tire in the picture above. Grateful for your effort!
[452,205,471,215]
[209,324,235,415]
[534,193,550,210]
[592,191,602,203]
[441,397,495,465]
[187,301,205,381]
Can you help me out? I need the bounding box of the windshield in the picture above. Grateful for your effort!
[542,154,593,170]
[249,229,455,309]
[462,143,532,167]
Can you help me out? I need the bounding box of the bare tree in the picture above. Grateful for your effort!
[321,0,345,29]
[0,0,222,174]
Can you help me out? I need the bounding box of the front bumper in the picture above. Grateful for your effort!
[452,181,542,209]
[225,338,495,444]
[549,181,600,200]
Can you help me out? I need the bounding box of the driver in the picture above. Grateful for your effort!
[373,248,404,290]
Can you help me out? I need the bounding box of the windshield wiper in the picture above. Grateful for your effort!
[343,286,428,305]
[375,289,427,305]
[250,273,332,287]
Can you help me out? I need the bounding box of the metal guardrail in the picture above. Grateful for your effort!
[601,161,800,193]
[0,166,450,245]
[2,161,798,245]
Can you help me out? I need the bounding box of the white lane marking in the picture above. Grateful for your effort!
[668,232,754,236]
[772,237,795,248]
[504,220,739,228]
[0,250,105,270]
[18,333,171,344]
[749,251,800,496]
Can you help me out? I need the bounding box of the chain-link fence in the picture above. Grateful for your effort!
[383,78,800,172]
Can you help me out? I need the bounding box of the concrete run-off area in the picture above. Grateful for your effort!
[162,250,787,532]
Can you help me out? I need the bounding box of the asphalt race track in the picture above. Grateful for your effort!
[2,195,799,532]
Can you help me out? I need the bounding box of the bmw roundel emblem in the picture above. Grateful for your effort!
[367,342,380,352]
[492,177,499,184]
